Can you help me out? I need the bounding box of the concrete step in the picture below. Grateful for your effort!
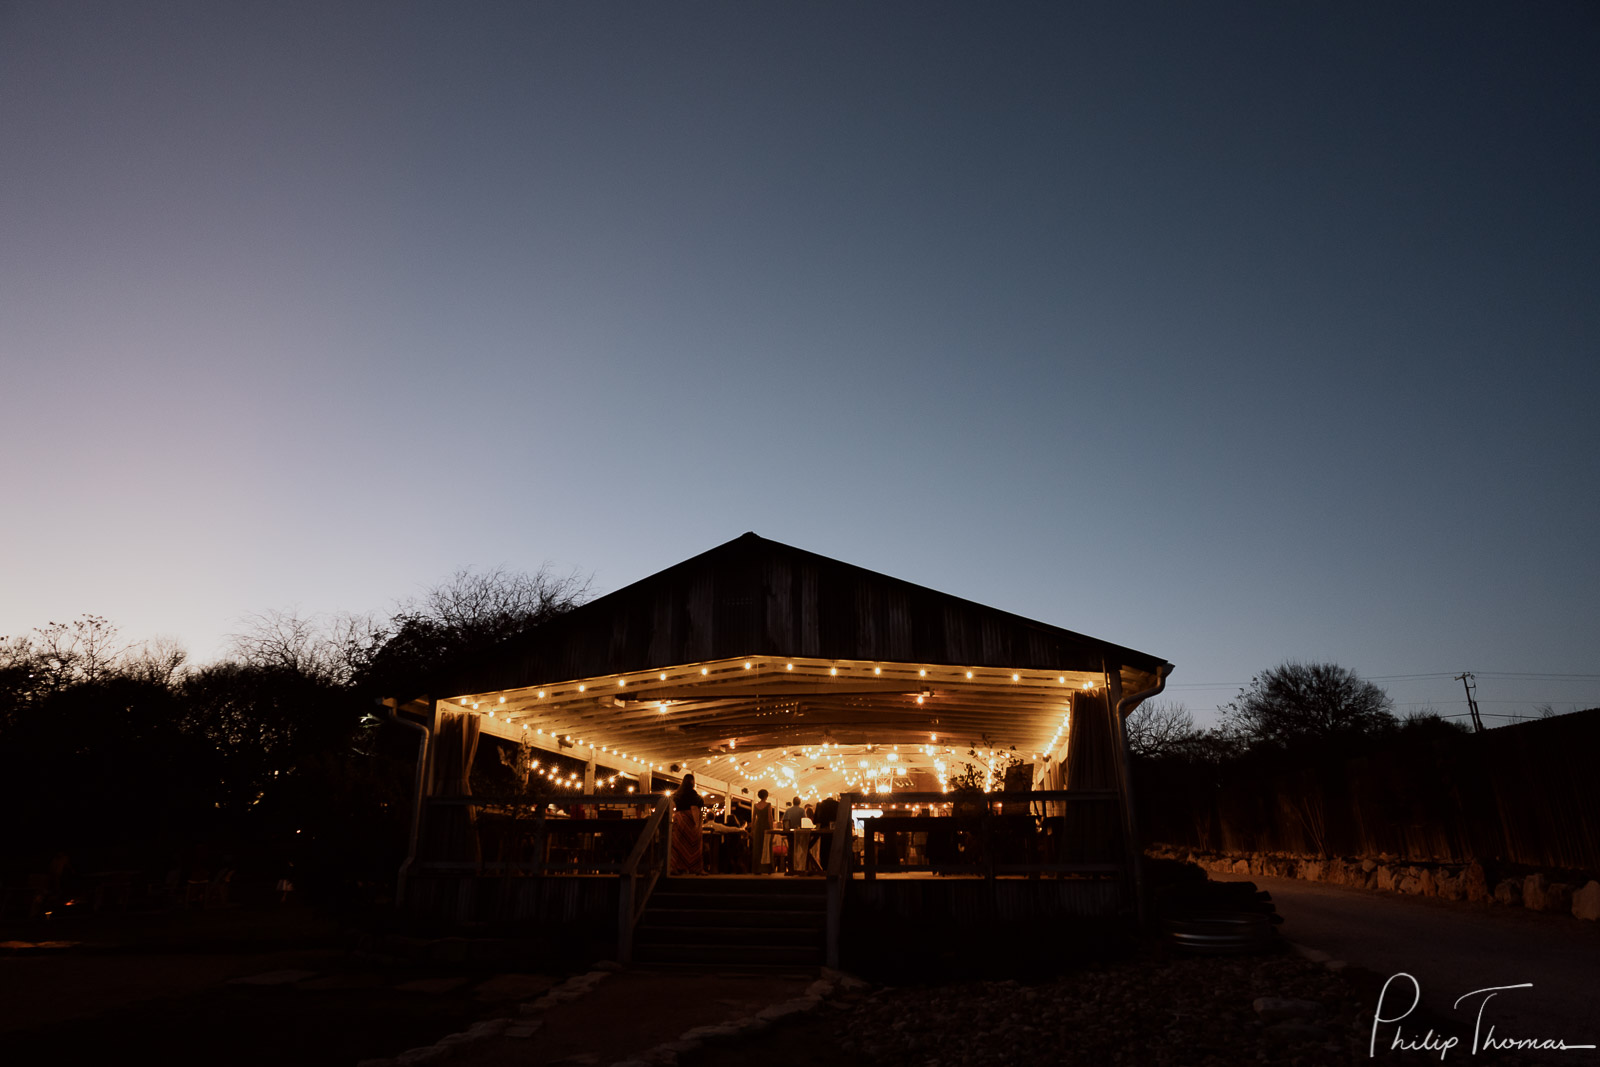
[646,895,825,915]
[635,923,822,947]
[631,942,823,967]
[654,876,825,895]
[642,906,825,929]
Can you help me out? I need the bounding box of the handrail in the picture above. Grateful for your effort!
[426,793,657,807]
[617,794,671,964]
[837,789,1119,805]
[622,795,672,872]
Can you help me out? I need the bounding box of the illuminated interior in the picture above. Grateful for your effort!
[448,656,1108,800]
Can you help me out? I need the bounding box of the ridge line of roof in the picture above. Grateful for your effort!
[557,531,1167,669]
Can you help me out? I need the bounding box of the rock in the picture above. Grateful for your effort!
[395,976,470,994]
[1462,862,1490,903]
[1361,859,1378,874]
[1435,869,1464,901]
[1376,866,1398,891]
[1299,860,1324,882]
[593,959,624,972]
[1573,881,1600,921]
[1253,997,1324,1022]
[1232,859,1251,874]
[1547,883,1575,914]
[1264,1020,1327,1042]
[1398,875,1422,895]
[1493,878,1522,906]
[474,974,557,1000]
[756,995,822,1021]
[1417,868,1438,897]
[1523,874,1551,911]
[227,969,318,986]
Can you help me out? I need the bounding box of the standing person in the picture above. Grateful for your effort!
[669,774,706,876]
[814,792,840,871]
[750,789,775,875]
[781,797,806,875]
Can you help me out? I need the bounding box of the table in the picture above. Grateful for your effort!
[768,828,824,875]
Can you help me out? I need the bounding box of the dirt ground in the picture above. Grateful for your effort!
[0,904,528,1066]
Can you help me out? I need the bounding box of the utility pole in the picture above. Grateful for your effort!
[1455,672,1484,733]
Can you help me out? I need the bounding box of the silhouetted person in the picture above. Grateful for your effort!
[750,788,775,874]
[670,774,706,875]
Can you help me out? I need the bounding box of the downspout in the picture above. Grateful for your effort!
[383,697,433,910]
[1113,662,1174,927]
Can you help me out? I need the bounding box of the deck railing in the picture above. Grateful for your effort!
[416,794,660,875]
[826,790,1127,967]
[850,790,1125,880]
[616,794,671,964]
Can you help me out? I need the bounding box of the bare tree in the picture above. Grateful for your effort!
[1220,661,1395,752]
[355,563,590,697]
[230,609,343,682]
[32,615,122,690]
[121,635,189,687]
[415,564,590,641]
[1123,700,1198,758]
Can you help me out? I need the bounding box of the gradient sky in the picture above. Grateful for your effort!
[3,2,1597,725]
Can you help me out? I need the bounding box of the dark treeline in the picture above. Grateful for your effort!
[1130,662,1600,870]
[0,566,586,909]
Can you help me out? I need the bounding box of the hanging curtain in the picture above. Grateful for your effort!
[425,709,482,866]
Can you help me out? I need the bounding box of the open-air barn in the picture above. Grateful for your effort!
[387,533,1173,969]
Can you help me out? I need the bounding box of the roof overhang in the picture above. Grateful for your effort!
[448,654,1119,800]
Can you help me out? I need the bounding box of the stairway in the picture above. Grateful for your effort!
[632,876,826,969]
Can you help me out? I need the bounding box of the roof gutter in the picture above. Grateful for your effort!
[1113,661,1174,927]
[383,698,433,911]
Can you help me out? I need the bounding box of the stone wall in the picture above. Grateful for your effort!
[1146,844,1600,922]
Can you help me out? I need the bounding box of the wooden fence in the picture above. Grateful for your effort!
[1137,709,1600,873]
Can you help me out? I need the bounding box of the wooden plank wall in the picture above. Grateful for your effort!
[460,535,1164,692]
[406,873,620,929]
[1137,708,1600,873]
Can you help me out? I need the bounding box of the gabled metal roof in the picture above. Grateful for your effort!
[446,534,1172,799]
[461,531,1168,692]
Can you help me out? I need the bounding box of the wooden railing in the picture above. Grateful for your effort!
[852,790,1124,881]
[825,790,1126,967]
[417,794,662,874]
[413,792,672,962]
[617,794,671,964]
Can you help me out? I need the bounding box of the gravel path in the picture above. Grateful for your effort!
[689,948,1396,1067]
[1215,871,1600,1061]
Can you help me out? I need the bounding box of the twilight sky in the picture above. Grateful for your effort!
[3,2,1596,725]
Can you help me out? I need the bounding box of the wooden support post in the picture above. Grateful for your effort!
[1104,662,1147,926]
[825,796,853,971]
[584,748,596,795]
